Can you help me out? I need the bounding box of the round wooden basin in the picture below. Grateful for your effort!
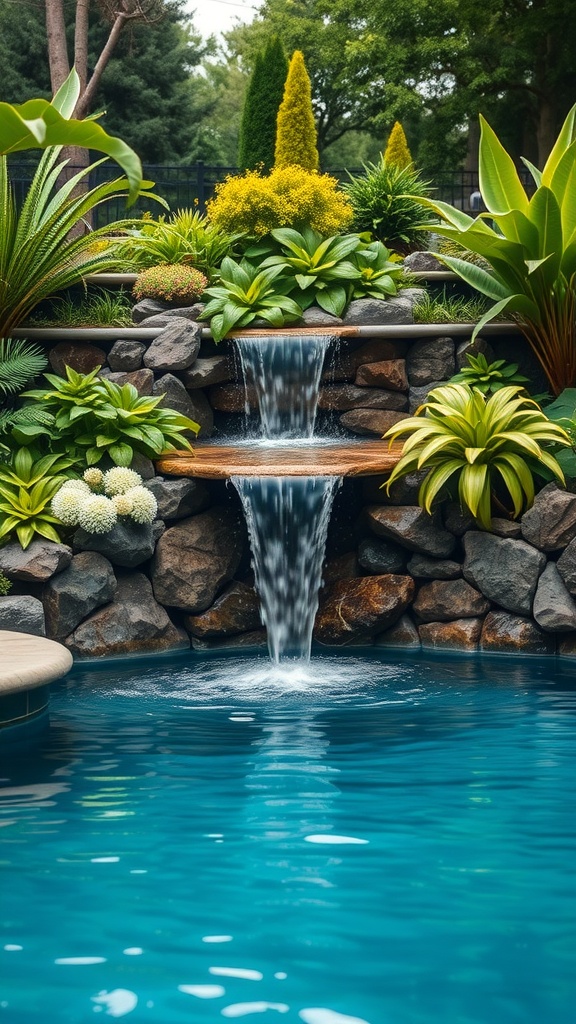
[156,439,404,479]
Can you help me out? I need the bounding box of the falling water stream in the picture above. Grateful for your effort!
[232,335,341,664]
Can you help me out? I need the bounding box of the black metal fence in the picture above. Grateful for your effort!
[7,161,535,227]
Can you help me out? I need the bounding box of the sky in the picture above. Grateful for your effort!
[184,0,262,40]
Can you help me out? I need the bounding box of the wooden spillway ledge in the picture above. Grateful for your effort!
[156,440,404,479]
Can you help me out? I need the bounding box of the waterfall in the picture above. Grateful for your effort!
[232,476,341,664]
[234,334,332,438]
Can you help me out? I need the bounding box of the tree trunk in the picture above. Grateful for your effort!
[45,0,70,91]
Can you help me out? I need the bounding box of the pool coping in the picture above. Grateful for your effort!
[0,631,73,696]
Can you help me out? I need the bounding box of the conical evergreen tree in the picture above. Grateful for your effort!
[383,122,413,168]
[274,50,319,171]
[238,37,288,171]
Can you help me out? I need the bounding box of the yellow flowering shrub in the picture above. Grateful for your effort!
[207,165,353,237]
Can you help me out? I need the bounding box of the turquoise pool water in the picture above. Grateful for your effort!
[1,651,575,1024]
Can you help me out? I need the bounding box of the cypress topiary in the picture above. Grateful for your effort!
[238,37,288,172]
[274,50,319,172]
[383,121,413,169]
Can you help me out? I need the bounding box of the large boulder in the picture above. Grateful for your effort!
[366,505,456,557]
[0,541,72,583]
[107,340,146,372]
[418,618,483,651]
[355,359,408,391]
[143,318,202,371]
[49,342,106,375]
[463,532,545,615]
[151,506,245,612]
[341,297,415,326]
[153,373,213,435]
[520,483,576,551]
[0,596,45,636]
[144,476,210,520]
[406,337,455,386]
[480,611,554,654]
[180,356,233,389]
[65,573,189,658]
[532,562,576,632]
[314,574,415,645]
[131,298,169,323]
[413,579,490,621]
[73,521,155,568]
[318,384,407,412]
[42,552,116,640]
[339,409,408,436]
[184,581,261,638]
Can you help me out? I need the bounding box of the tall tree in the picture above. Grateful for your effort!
[274,50,319,171]
[238,36,288,171]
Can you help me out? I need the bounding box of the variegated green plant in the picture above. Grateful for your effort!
[384,383,570,530]
[349,240,404,301]
[261,227,362,316]
[416,106,576,395]
[199,256,303,342]
[0,447,74,549]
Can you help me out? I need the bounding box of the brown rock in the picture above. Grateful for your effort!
[375,614,420,648]
[105,368,155,395]
[65,573,189,658]
[355,359,408,391]
[419,618,483,651]
[318,384,407,412]
[480,611,555,654]
[0,541,72,582]
[209,383,256,412]
[151,506,245,613]
[324,339,401,381]
[314,574,415,645]
[339,409,408,436]
[413,579,490,621]
[48,342,106,376]
[366,505,456,557]
[184,581,261,638]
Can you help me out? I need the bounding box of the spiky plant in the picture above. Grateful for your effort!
[344,160,436,254]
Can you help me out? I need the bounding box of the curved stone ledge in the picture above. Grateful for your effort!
[0,631,73,695]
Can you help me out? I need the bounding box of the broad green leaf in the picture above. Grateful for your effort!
[479,114,529,214]
[542,104,576,184]
[526,187,563,259]
[434,254,510,301]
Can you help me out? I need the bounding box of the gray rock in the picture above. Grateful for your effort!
[300,306,344,327]
[186,389,214,437]
[318,384,407,411]
[406,337,455,386]
[342,297,414,326]
[143,318,202,372]
[490,517,522,539]
[144,476,210,520]
[107,340,146,371]
[419,618,483,651]
[413,579,490,621]
[406,554,462,579]
[65,573,189,658]
[463,532,546,615]
[403,251,444,272]
[131,298,169,323]
[366,505,456,557]
[152,373,213,436]
[358,537,407,574]
[73,521,155,568]
[481,611,554,654]
[340,409,408,436]
[137,306,205,329]
[409,381,447,412]
[130,452,156,480]
[532,562,576,632]
[152,519,166,543]
[179,356,233,389]
[375,613,421,648]
[521,483,576,551]
[443,503,475,537]
[455,336,495,370]
[0,541,72,583]
[0,595,45,636]
[557,538,576,595]
[151,506,245,613]
[42,552,116,639]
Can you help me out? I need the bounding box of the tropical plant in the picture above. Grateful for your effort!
[383,122,413,169]
[207,165,353,238]
[540,389,576,476]
[0,69,164,339]
[21,367,200,466]
[412,290,490,324]
[344,159,436,254]
[436,237,489,268]
[384,383,570,530]
[0,448,74,549]
[450,352,529,395]
[349,240,405,302]
[417,106,576,395]
[274,50,319,172]
[114,210,242,279]
[0,338,52,454]
[239,36,288,171]
[27,289,133,328]
[199,256,303,342]
[261,227,363,316]
[132,265,208,305]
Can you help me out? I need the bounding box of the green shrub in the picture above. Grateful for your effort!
[274,50,319,172]
[133,264,207,305]
[115,210,241,279]
[0,448,74,549]
[239,37,288,172]
[383,122,413,169]
[450,352,529,395]
[207,165,353,238]
[344,159,436,254]
[0,569,12,595]
[199,257,303,342]
[384,383,569,530]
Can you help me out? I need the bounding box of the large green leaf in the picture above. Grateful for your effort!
[527,187,563,261]
[434,253,510,301]
[542,104,576,185]
[479,115,529,215]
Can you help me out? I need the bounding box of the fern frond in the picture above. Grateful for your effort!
[0,338,47,396]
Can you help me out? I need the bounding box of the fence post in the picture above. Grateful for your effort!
[196,161,205,212]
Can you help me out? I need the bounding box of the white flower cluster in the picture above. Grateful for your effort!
[51,467,158,535]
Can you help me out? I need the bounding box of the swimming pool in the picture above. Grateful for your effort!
[1,651,575,1023]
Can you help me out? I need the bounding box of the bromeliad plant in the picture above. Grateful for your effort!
[0,447,74,549]
[20,366,200,466]
[384,383,570,530]
[418,105,576,395]
[115,209,243,279]
[199,257,303,343]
